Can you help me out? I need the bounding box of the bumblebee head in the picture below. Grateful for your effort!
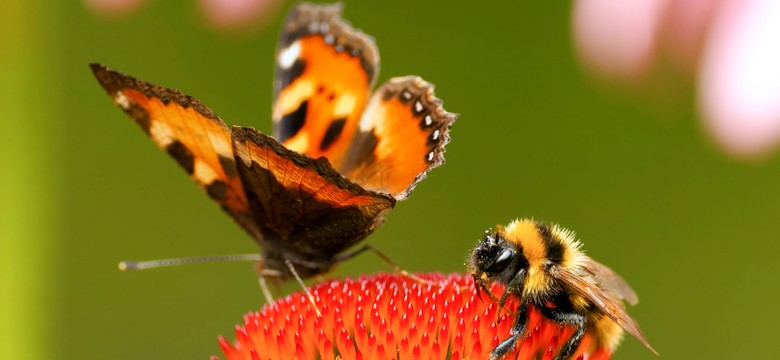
[468,226,530,290]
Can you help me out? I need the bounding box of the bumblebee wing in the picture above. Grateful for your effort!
[551,265,658,355]
[583,257,639,306]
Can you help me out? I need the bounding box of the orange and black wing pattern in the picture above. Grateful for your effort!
[90,63,261,239]
[231,126,394,270]
[272,3,455,200]
[91,62,395,278]
[91,2,455,280]
[340,77,457,200]
[272,3,378,167]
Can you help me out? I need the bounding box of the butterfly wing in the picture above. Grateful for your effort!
[340,76,457,200]
[231,126,395,266]
[92,64,395,273]
[274,3,456,200]
[90,63,261,239]
[273,3,378,167]
[92,3,454,279]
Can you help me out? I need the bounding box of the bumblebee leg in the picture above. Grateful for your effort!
[475,277,499,302]
[490,303,528,360]
[538,306,587,360]
[496,270,526,324]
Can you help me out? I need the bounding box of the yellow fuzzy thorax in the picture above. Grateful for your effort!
[502,219,587,302]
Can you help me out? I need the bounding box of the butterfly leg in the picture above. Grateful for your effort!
[256,269,282,303]
[538,305,587,360]
[335,244,432,285]
[284,259,322,316]
[256,259,283,303]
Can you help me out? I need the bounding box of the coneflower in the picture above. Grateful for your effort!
[215,273,611,360]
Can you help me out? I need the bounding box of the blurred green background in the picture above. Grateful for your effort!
[3,0,779,359]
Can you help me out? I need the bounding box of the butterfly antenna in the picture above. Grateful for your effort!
[118,254,263,271]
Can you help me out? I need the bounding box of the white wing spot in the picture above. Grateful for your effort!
[427,152,435,162]
[278,41,301,69]
[334,93,357,116]
[324,34,335,44]
[414,101,424,113]
[359,99,383,131]
[114,91,130,110]
[194,159,219,184]
[402,91,412,100]
[208,133,232,158]
[432,129,440,141]
[424,115,433,126]
[149,121,175,148]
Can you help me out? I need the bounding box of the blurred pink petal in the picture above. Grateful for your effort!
[662,0,720,70]
[200,0,280,29]
[84,0,146,17]
[572,0,667,81]
[699,0,780,157]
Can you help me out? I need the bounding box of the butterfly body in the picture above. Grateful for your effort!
[91,3,455,281]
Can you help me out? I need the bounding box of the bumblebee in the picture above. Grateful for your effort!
[468,219,658,359]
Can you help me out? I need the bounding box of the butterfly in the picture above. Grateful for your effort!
[91,3,456,287]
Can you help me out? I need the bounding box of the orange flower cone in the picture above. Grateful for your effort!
[215,273,612,360]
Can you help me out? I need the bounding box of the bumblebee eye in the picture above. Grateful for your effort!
[486,249,513,273]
